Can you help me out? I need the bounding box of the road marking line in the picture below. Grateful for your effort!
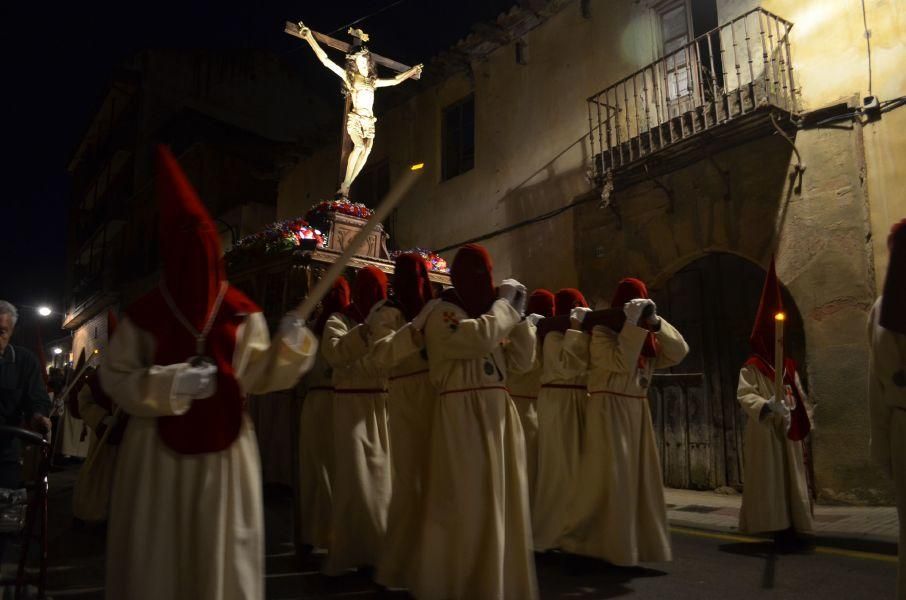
[670,526,897,564]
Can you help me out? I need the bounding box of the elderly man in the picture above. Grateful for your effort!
[0,301,52,488]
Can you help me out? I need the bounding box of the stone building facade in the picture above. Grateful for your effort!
[277,0,906,503]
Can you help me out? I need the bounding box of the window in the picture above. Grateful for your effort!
[659,1,692,101]
[442,95,475,181]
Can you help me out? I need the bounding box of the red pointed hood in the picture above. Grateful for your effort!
[393,253,435,321]
[881,219,906,334]
[750,256,785,363]
[125,145,260,455]
[448,244,496,318]
[315,277,351,335]
[611,277,656,358]
[344,266,388,323]
[156,145,225,331]
[554,288,588,317]
[527,289,555,318]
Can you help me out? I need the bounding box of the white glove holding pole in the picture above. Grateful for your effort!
[624,298,655,326]
[499,279,527,315]
[570,307,592,329]
[411,298,442,331]
[173,362,218,400]
[525,313,544,327]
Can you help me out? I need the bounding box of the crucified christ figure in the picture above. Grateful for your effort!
[298,24,423,199]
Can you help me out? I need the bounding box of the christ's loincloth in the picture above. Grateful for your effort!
[347,111,377,140]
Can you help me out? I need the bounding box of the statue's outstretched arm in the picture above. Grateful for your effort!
[299,23,347,80]
[376,63,424,88]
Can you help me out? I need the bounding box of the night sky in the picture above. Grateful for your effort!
[4,0,516,346]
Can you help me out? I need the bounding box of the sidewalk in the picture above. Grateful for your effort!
[665,487,899,551]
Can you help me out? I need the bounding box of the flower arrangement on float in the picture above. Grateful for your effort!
[226,218,326,268]
[391,248,450,273]
[306,199,374,222]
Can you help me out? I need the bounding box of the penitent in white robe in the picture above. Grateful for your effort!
[737,365,814,535]
[413,299,539,600]
[532,329,589,551]
[507,353,541,507]
[321,312,391,576]
[368,304,436,590]
[868,298,906,599]
[562,319,688,566]
[101,313,317,600]
[297,351,334,550]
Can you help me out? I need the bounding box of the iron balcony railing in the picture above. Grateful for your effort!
[587,7,796,180]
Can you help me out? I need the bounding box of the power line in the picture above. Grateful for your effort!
[328,0,410,36]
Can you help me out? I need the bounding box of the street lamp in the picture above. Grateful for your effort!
[52,347,62,356]
[37,306,52,317]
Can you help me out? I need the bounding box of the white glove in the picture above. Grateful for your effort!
[525,313,544,327]
[570,307,592,327]
[172,362,218,400]
[499,279,527,315]
[279,311,316,353]
[411,298,442,331]
[623,298,655,326]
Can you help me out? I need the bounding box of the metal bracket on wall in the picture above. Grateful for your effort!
[598,171,622,229]
[644,163,675,214]
[706,155,731,202]
[770,111,806,194]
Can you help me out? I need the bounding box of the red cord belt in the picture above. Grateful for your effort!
[541,383,587,391]
[440,385,508,396]
[588,389,648,399]
[307,386,334,392]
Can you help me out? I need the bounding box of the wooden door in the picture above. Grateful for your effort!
[648,253,804,490]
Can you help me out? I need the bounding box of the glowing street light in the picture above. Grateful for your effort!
[52,347,63,355]
[37,306,52,317]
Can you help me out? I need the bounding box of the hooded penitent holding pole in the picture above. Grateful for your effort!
[72,309,127,523]
[321,266,392,576]
[737,257,814,549]
[869,218,906,598]
[368,253,440,590]
[532,288,591,551]
[297,277,350,553]
[413,243,539,600]
[508,288,555,507]
[562,278,688,566]
[100,146,318,600]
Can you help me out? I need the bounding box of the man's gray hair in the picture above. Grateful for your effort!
[0,301,18,327]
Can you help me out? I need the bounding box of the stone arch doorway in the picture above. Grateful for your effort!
[647,252,806,490]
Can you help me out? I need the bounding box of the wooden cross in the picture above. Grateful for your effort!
[285,21,422,197]
[284,21,421,80]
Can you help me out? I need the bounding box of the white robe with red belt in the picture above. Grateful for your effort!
[297,351,334,550]
[413,299,539,600]
[368,304,436,590]
[562,319,688,566]
[532,329,589,551]
[737,364,814,535]
[321,312,391,575]
[101,313,317,600]
[507,353,541,506]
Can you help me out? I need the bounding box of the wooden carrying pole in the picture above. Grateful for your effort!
[294,165,424,323]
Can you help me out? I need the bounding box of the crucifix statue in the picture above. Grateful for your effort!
[286,21,423,200]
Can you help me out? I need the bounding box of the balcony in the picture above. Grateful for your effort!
[587,8,798,194]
